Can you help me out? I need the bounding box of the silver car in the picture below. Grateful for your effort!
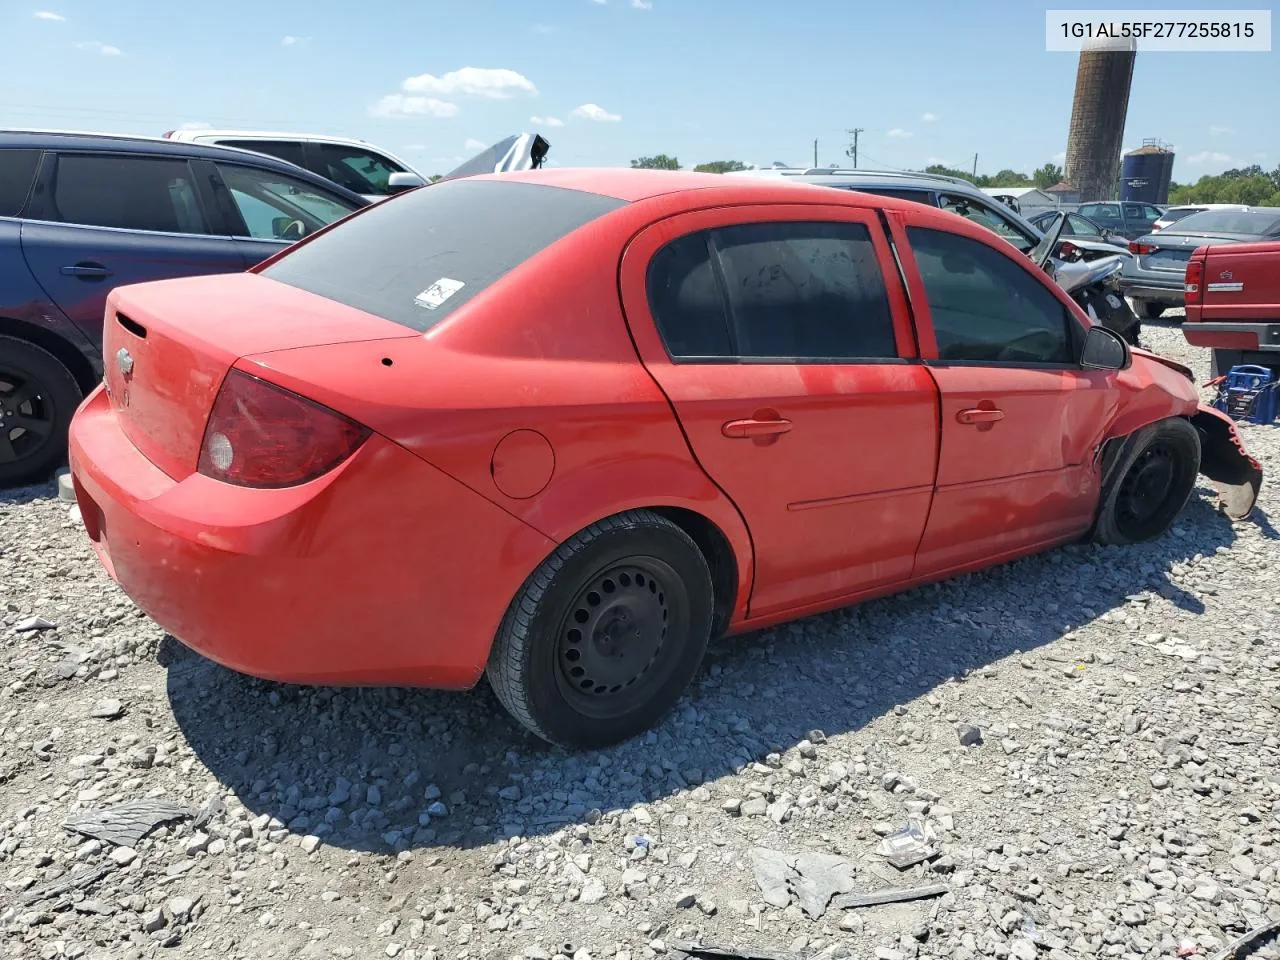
[1120,207,1280,319]
[728,167,1124,259]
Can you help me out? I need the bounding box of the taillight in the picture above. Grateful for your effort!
[1185,257,1204,305]
[1058,241,1080,260]
[1129,241,1155,255]
[197,369,370,488]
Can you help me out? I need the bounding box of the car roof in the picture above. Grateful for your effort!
[478,167,946,209]
[165,129,377,146]
[0,128,369,204]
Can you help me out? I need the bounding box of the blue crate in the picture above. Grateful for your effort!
[1212,364,1278,425]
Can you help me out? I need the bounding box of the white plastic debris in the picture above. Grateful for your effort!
[15,616,57,633]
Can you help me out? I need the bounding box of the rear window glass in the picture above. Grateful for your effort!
[261,178,626,332]
[0,148,41,217]
[1170,209,1280,235]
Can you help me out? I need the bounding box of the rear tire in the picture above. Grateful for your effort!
[1139,300,1166,320]
[1094,418,1200,545]
[0,336,84,488]
[486,509,714,749]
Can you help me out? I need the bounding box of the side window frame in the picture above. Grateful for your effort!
[0,147,44,218]
[885,212,1089,370]
[25,150,217,237]
[636,207,918,367]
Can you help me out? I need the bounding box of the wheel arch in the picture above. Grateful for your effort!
[0,315,100,397]
[648,505,741,638]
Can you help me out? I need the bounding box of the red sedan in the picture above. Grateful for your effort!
[68,170,1262,748]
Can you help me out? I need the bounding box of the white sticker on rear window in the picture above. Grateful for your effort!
[414,277,466,310]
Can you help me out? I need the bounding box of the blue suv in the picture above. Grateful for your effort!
[0,131,369,485]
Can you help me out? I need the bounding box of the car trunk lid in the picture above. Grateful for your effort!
[1140,233,1246,272]
[102,273,417,480]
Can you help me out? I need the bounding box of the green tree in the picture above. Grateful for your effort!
[693,160,750,174]
[1168,171,1280,206]
[428,175,443,183]
[986,168,1033,188]
[631,154,681,170]
[1033,163,1064,189]
[923,163,977,184]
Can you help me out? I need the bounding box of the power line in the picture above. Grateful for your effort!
[845,127,864,168]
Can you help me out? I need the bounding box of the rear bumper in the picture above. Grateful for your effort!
[1183,322,1280,352]
[67,384,555,688]
[1118,276,1185,305]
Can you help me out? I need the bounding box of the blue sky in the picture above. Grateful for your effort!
[4,0,1276,181]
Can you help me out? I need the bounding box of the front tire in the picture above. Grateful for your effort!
[486,509,714,749]
[0,336,84,488]
[1094,418,1200,545]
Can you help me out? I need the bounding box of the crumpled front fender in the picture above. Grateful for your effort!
[1191,404,1263,520]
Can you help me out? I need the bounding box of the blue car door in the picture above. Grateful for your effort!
[19,151,244,346]
[198,158,365,269]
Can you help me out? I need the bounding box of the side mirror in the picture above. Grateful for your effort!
[1081,324,1130,371]
[387,171,426,194]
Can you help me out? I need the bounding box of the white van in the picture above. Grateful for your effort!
[161,130,427,202]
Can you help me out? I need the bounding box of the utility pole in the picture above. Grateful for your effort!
[813,139,818,168]
[845,128,864,168]
[972,153,979,176]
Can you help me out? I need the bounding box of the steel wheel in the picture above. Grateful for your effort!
[1094,417,1200,545]
[1113,443,1177,538]
[554,558,685,719]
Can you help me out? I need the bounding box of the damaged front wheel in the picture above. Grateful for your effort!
[1094,417,1201,545]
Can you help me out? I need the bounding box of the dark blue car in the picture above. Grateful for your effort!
[0,131,369,485]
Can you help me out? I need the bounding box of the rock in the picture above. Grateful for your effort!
[167,897,195,922]
[109,846,137,866]
[89,699,124,719]
[956,724,983,747]
[579,878,607,905]
[1009,940,1037,960]
[300,835,321,854]
[1150,772,1171,789]
[740,798,768,818]
[140,908,166,933]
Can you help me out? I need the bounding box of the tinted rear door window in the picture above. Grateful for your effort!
[261,178,626,332]
[713,221,897,360]
[0,148,41,217]
[47,154,209,233]
[646,232,733,358]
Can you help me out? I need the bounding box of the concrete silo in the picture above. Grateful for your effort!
[1064,34,1137,203]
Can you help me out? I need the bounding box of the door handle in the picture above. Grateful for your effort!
[722,417,793,439]
[60,262,111,280]
[957,407,1005,425]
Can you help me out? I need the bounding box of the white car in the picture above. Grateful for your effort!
[161,129,427,203]
[1152,202,1252,232]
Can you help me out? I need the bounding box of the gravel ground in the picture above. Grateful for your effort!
[2,316,1278,960]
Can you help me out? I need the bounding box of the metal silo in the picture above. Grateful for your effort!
[1122,140,1174,204]
[1064,34,1137,203]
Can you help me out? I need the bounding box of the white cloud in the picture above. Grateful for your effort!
[33,10,65,20]
[572,103,621,122]
[1188,150,1234,165]
[886,128,913,139]
[369,94,459,119]
[631,0,653,8]
[1209,125,1235,138]
[75,40,121,55]
[179,121,212,131]
[402,67,536,99]
[464,137,486,150]
[920,111,938,123]
[530,115,565,127]
[1052,150,1066,162]
[281,35,311,46]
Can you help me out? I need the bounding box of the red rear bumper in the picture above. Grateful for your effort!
[68,384,555,688]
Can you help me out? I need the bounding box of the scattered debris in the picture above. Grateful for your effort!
[671,940,795,960]
[876,821,938,869]
[749,847,855,918]
[1209,919,1280,960]
[191,794,226,830]
[832,884,949,910]
[62,800,197,848]
[14,616,56,633]
[15,863,115,907]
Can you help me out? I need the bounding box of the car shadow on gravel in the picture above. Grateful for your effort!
[0,479,58,506]
[167,488,1241,855]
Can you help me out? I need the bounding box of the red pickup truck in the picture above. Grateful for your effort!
[1182,240,1280,376]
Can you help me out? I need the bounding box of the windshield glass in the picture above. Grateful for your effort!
[1170,209,1280,235]
[260,178,626,332]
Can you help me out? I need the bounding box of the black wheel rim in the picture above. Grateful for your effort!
[0,366,55,467]
[1114,442,1179,538]
[554,557,688,720]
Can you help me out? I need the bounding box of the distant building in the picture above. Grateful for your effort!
[980,186,1059,213]
[1045,181,1082,205]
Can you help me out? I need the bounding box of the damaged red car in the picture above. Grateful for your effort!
[67,170,1263,748]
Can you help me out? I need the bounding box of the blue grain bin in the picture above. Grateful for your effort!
[1121,142,1174,204]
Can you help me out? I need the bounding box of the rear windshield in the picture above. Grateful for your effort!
[260,178,626,332]
[1170,209,1280,235]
